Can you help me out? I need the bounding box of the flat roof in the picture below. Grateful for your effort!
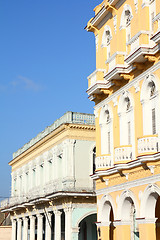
[13,111,95,159]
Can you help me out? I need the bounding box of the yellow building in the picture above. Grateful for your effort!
[86,0,160,239]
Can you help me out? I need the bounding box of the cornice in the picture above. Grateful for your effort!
[9,123,95,167]
[92,151,160,179]
[96,173,160,196]
[94,60,160,111]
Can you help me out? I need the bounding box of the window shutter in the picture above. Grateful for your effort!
[152,108,156,134]
[108,132,110,154]
[128,121,131,145]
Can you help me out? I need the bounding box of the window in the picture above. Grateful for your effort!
[151,12,155,31]
[25,172,29,192]
[32,168,36,187]
[100,105,113,155]
[14,178,17,196]
[128,121,131,144]
[93,147,96,174]
[108,132,111,154]
[118,92,134,148]
[125,10,132,26]
[101,26,112,61]
[149,0,156,31]
[141,74,159,136]
[152,108,156,134]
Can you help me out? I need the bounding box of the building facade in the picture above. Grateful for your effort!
[86,0,160,239]
[1,112,97,240]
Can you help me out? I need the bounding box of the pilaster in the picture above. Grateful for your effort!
[137,218,157,240]
[114,220,131,240]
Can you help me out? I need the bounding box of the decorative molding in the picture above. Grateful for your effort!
[134,0,138,13]
[94,61,160,112]
[134,82,140,93]
[12,112,95,159]
[96,173,160,196]
[136,218,157,224]
[138,191,143,200]
[113,15,117,33]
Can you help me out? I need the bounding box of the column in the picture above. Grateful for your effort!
[37,214,43,240]
[64,207,73,240]
[45,212,52,240]
[17,218,22,240]
[29,215,36,240]
[23,217,28,240]
[114,220,131,240]
[96,222,110,240]
[11,219,17,240]
[54,210,62,240]
[137,218,157,240]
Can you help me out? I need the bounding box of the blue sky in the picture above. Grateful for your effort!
[0,1,101,199]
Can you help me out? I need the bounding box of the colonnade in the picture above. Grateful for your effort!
[11,207,74,240]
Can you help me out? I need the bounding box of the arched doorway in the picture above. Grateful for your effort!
[78,214,97,240]
[155,196,160,240]
[121,197,139,240]
[109,206,115,240]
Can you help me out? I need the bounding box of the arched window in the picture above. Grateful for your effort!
[141,74,159,136]
[149,0,156,31]
[120,5,133,43]
[118,91,134,147]
[100,105,113,155]
[93,147,96,174]
[101,26,112,60]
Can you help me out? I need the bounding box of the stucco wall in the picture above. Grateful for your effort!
[0,226,12,240]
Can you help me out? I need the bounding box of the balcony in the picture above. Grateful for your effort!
[87,69,113,101]
[151,13,160,44]
[151,30,160,44]
[104,52,134,83]
[95,155,112,170]
[125,31,156,65]
[138,135,158,155]
[115,145,132,162]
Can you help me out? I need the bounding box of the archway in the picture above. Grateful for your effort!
[155,196,160,240]
[78,214,97,240]
[121,197,139,239]
[109,206,115,240]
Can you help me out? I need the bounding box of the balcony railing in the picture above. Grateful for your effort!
[95,155,112,169]
[115,145,132,162]
[125,31,156,65]
[138,135,158,154]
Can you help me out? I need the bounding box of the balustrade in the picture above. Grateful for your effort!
[138,135,158,154]
[96,155,112,169]
[115,146,132,162]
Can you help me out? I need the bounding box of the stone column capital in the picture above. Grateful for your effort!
[17,218,22,223]
[136,218,158,224]
[37,214,43,219]
[54,210,62,216]
[63,207,73,213]
[29,215,36,220]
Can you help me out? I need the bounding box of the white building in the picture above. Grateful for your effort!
[1,112,97,240]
